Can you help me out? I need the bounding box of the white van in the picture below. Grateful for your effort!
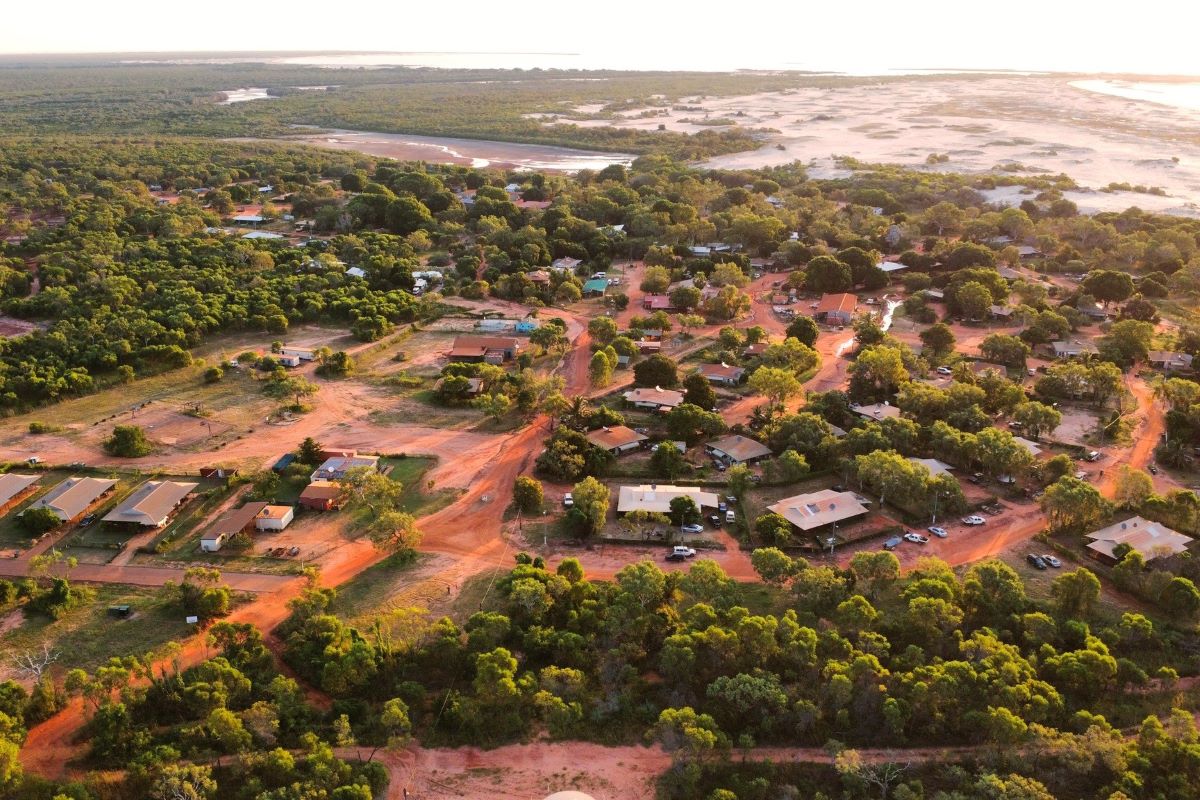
[725,510,736,524]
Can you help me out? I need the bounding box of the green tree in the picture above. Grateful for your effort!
[633,354,679,387]
[298,436,324,465]
[748,366,803,406]
[665,403,727,444]
[919,323,956,360]
[589,350,614,388]
[1112,465,1153,509]
[640,265,672,294]
[588,315,618,346]
[1012,401,1061,440]
[755,512,793,546]
[750,548,799,584]
[1040,476,1111,532]
[785,315,820,347]
[981,334,1031,367]
[103,424,153,457]
[512,476,544,514]
[17,506,60,536]
[570,476,609,535]
[957,280,994,320]
[473,392,513,421]
[682,372,717,411]
[804,256,852,294]
[650,443,688,479]
[669,495,701,526]
[1052,567,1101,618]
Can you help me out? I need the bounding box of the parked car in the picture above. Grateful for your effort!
[962,515,986,526]
[26,456,40,465]
[1149,464,1159,475]
[562,492,573,508]
[725,510,736,524]
[936,366,953,375]
[79,514,96,528]
[1085,450,1102,462]
[928,526,948,538]
[1027,554,1048,570]
[1042,554,1062,568]
[680,523,704,534]
[903,532,929,544]
[672,545,698,558]
[725,495,737,505]
[708,514,722,526]
[718,501,728,513]
[287,546,301,557]
[665,552,687,562]
[883,536,903,551]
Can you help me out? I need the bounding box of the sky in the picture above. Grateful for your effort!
[3,0,1200,76]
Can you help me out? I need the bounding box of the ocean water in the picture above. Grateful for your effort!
[1070,80,1200,112]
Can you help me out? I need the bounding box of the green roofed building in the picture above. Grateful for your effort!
[582,278,609,296]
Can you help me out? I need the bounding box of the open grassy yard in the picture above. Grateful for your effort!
[0,584,196,679]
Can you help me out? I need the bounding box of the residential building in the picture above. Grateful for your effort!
[255,505,294,531]
[743,342,768,358]
[550,257,581,271]
[850,403,902,422]
[1148,351,1194,371]
[278,348,313,362]
[433,376,484,397]
[586,425,648,456]
[1013,436,1044,457]
[1085,516,1193,564]
[767,489,870,534]
[623,387,685,411]
[642,295,676,311]
[28,476,117,522]
[0,474,40,513]
[908,457,954,478]
[815,293,857,325]
[617,484,719,515]
[582,278,609,296]
[706,435,772,465]
[299,481,344,511]
[449,335,522,363]
[697,362,746,387]
[102,480,198,528]
[527,270,551,285]
[1051,340,1099,359]
[202,502,268,552]
[310,455,381,482]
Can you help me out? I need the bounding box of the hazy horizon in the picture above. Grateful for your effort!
[3,1,1200,76]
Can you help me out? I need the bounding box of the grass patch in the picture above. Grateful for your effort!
[329,550,429,624]
[380,456,461,518]
[0,585,195,675]
[451,568,510,620]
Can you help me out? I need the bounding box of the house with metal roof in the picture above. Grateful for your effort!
[767,489,869,533]
[706,435,772,465]
[815,293,857,325]
[617,484,719,515]
[29,477,117,522]
[102,480,198,528]
[310,455,381,483]
[585,425,648,456]
[623,387,685,411]
[1085,516,1192,564]
[697,362,746,387]
[0,474,40,513]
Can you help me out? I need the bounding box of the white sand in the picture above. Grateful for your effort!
[547,76,1200,216]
